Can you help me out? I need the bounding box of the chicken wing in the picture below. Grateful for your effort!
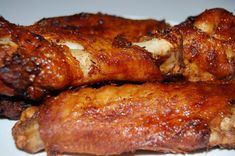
[28,12,170,42]
[13,82,235,155]
[0,16,162,100]
[135,8,235,81]
[28,14,182,80]
[180,8,235,81]
[1,8,235,120]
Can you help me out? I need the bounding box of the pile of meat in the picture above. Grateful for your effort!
[0,8,235,156]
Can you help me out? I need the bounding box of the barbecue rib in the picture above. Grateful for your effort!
[13,82,235,155]
[0,16,162,100]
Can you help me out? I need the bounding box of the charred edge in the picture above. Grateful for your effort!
[0,96,29,119]
[32,33,45,42]
[228,99,235,105]
[0,95,42,119]
[0,53,41,96]
[163,74,185,82]
[112,35,132,48]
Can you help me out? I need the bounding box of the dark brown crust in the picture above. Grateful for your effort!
[36,82,235,155]
[179,8,235,80]
[0,96,31,119]
[132,8,235,81]
[28,12,170,42]
[0,79,15,96]
[0,16,72,99]
[9,8,235,155]
[0,16,162,100]
[193,8,235,41]
[0,13,168,119]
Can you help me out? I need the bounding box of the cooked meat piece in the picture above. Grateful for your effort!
[0,15,167,119]
[0,96,31,119]
[134,27,183,78]
[0,16,162,100]
[13,82,235,155]
[2,9,235,120]
[0,16,73,99]
[180,8,235,81]
[28,14,182,80]
[135,8,235,81]
[28,12,170,42]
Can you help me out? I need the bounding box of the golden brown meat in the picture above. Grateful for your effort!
[180,8,235,81]
[0,16,162,100]
[134,27,183,78]
[0,16,72,99]
[1,9,235,119]
[13,82,235,155]
[28,12,170,42]
[28,14,181,79]
[135,8,235,81]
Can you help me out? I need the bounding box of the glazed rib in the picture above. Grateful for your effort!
[13,82,235,155]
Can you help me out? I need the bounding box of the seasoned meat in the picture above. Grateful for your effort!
[135,8,235,81]
[180,8,235,81]
[2,8,235,122]
[0,16,162,100]
[13,82,235,155]
[28,12,170,42]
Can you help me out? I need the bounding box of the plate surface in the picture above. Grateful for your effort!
[0,0,235,156]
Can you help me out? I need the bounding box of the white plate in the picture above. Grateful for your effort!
[1,0,235,156]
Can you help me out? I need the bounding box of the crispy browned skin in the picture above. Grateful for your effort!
[0,16,72,99]
[179,8,235,81]
[0,16,162,100]
[0,15,164,119]
[132,8,235,81]
[28,12,169,42]
[13,82,235,155]
[2,8,235,120]
[27,12,178,77]
[28,14,182,80]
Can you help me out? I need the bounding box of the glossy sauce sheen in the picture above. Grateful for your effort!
[179,8,235,81]
[29,12,169,42]
[38,82,235,155]
[0,16,163,100]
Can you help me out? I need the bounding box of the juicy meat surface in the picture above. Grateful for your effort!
[28,12,170,42]
[0,16,72,99]
[133,8,235,81]
[179,8,235,81]
[0,16,162,100]
[13,82,235,155]
[1,8,234,100]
